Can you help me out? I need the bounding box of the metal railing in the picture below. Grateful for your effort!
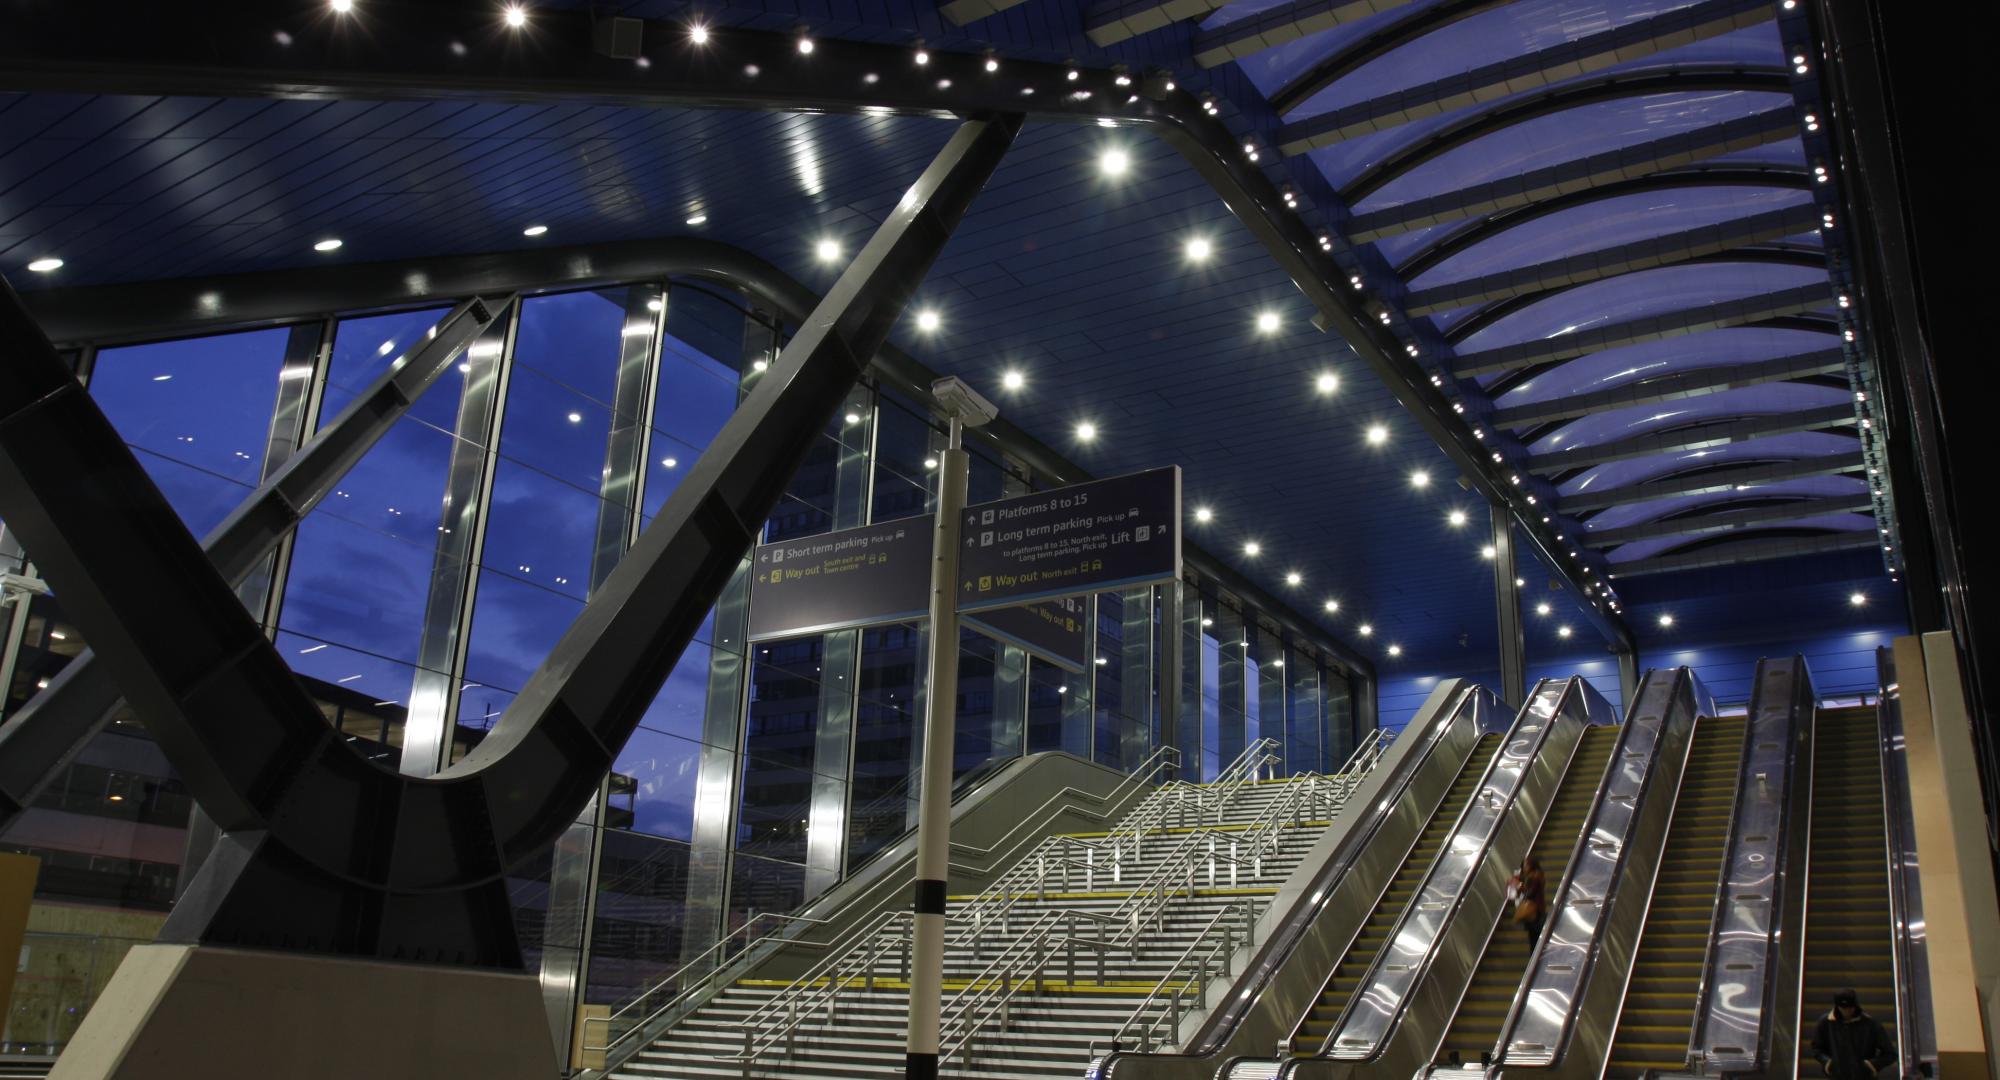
[721,909,917,1068]
[1086,900,1261,1060]
[1876,647,1936,1079]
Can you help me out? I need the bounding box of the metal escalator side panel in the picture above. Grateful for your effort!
[1875,647,1937,1077]
[1493,666,1707,1077]
[1686,656,1817,1077]
[1096,681,1500,1080]
[1304,677,1611,1073]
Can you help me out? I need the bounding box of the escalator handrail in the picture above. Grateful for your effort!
[1314,675,1610,1060]
[1489,666,1705,1068]
[1684,656,1817,1076]
[1258,685,1499,1059]
[1876,647,1937,1078]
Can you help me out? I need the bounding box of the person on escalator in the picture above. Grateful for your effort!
[1505,855,1545,944]
[1812,988,1896,1079]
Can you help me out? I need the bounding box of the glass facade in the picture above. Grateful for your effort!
[0,269,1368,1061]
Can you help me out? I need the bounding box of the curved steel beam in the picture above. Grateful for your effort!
[1485,311,1842,402]
[1339,67,1793,204]
[0,113,1024,965]
[1583,494,1873,547]
[1534,404,1859,476]
[1561,452,1864,514]
[1282,0,1775,148]
[1395,167,1814,280]
[1490,346,1846,430]
[1454,282,1832,377]
[1268,0,1510,113]
[1608,530,1878,576]
[1340,103,1801,242]
[1190,0,1432,69]
[1405,203,1826,316]
[1440,248,1833,344]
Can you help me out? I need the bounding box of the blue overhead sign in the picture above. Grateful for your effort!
[957,467,1181,614]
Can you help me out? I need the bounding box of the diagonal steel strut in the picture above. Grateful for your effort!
[0,114,1021,966]
[0,294,512,826]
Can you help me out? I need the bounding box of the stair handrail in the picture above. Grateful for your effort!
[936,908,1104,1072]
[722,909,916,1068]
[585,909,831,1058]
[1088,898,1261,1060]
[1199,738,1282,824]
[1875,648,1937,1079]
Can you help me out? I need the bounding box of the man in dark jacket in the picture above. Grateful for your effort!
[1811,988,1896,1079]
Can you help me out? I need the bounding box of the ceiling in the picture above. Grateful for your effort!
[0,0,1905,670]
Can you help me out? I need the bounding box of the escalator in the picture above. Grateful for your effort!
[1435,724,1619,1064]
[1291,732,1505,1054]
[1603,715,1747,1077]
[1796,706,1898,1066]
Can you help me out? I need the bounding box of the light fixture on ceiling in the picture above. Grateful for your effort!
[522,224,548,236]
[1365,424,1388,446]
[1387,644,1402,657]
[1357,623,1373,637]
[1850,591,1867,607]
[689,23,709,44]
[1536,602,1551,616]
[1255,310,1280,334]
[685,213,708,226]
[1185,236,1213,262]
[797,32,816,54]
[913,47,930,65]
[985,55,999,73]
[1284,571,1302,587]
[815,238,842,263]
[330,0,354,13]
[1448,509,1468,527]
[1243,541,1261,557]
[26,257,62,272]
[503,5,528,29]
[1658,614,1674,627]
[1194,506,1213,524]
[313,238,343,252]
[1075,421,1097,442]
[1480,545,1496,559]
[1001,369,1024,391]
[1315,372,1338,395]
[1558,626,1573,639]
[1410,470,1430,489]
[1323,599,1339,614]
[844,412,862,425]
[1100,148,1130,176]
[915,309,941,332]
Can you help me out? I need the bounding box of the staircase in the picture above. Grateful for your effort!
[1291,732,1504,1054]
[1796,706,1897,1068]
[1435,724,1618,1064]
[615,768,1363,1078]
[1604,716,1747,1077]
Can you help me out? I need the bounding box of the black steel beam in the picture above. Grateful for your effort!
[1405,203,1825,316]
[0,294,512,826]
[1188,0,1424,68]
[1394,166,1813,280]
[1607,531,1879,577]
[0,114,1021,965]
[1491,347,1846,429]
[1530,404,1858,473]
[1453,283,1832,378]
[1344,106,1800,242]
[1561,452,1865,514]
[0,1,1155,126]
[1274,0,1772,149]
[1268,0,1509,114]
[1583,495,1873,547]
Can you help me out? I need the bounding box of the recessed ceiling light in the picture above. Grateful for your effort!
[662,457,678,468]
[522,224,548,237]
[1194,506,1213,523]
[26,257,62,273]
[566,411,582,423]
[1001,369,1024,391]
[1255,310,1280,334]
[685,213,708,226]
[1448,509,1468,527]
[915,309,941,332]
[1358,623,1373,636]
[1850,591,1867,606]
[1480,545,1497,559]
[1075,421,1097,441]
[1243,541,1261,557]
[844,412,862,425]
[1387,644,1402,657]
[1365,424,1388,445]
[815,238,842,263]
[1558,626,1573,639]
[1285,571,1302,587]
[689,23,709,44]
[1410,470,1430,488]
[924,457,939,469]
[1536,602,1552,616]
[1658,614,1675,627]
[1185,236,1212,262]
[503,5,527,28]
[1315,372,1338,395]
[797,34,815,54]
[1100,148,1130,176]
[1323,600,1339,613]
[329,0,354,12]
[914,48,930,65]
[313,238,343,252]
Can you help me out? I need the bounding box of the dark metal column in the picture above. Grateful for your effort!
[1492,502,1527,709]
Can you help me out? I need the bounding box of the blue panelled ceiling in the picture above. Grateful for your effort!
[0,0,1904,672]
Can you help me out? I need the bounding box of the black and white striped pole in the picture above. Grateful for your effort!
[906,376,997,1079]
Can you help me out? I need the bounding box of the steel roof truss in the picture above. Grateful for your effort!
[1531,403,1858,473]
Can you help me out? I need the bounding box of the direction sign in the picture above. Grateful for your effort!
[747,519,931,640]
[964,593,1089,671]
[956,467,1181,614]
